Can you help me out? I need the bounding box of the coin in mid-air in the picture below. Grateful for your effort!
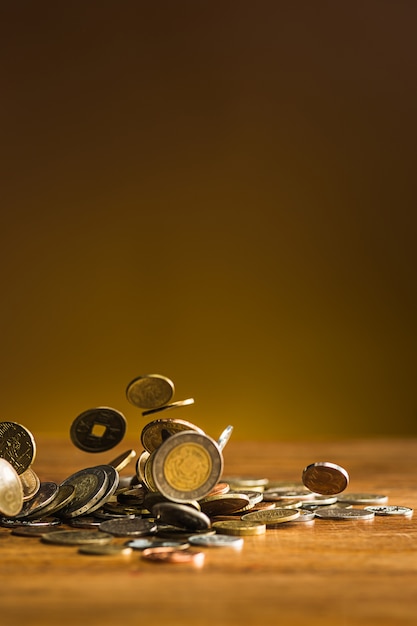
[0,421,36,474]
[0,458,24,517]
[70,407,126,453]
[302,461,349,495]
[141,418,205,453]
[126,374,175,409]
[142,398,195,417]
[151,430,223,502]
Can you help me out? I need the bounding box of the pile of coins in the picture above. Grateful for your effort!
[0,373,413,564]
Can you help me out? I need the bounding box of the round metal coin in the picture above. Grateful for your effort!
[212,520,266,536]
[79,544,133,556]
[141,546,205,565]
[70,407,126,453]
[98,517,157,537]
[241,508,300,525]
[59,466,109,518]
[363,505,413,517]
[337,493,389,505]
[314,508,375,520]
[302,461,349,495]
[152,501,211,531]
[0,458,24,516]
[19,467,41,501]
[15,481,59,519]
[188,534,244,549]
[141,418,205,454]
[142,398,195,417]
[0,422,36,474]
[126,374,175,409]
[151,430,223,502]
[42,530,113,545]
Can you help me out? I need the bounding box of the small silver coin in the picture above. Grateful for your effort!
[70,407,126,453]
[217,425,234,452]
[188,534,244,549]
[314,508,375,520]
[364,505,413,517]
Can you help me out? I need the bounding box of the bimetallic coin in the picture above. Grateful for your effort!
[70,407,126,453]
[152,501,211,531]
[212,520,266,536]
[59,466,109,518]
[241,508,300,525]
[141,546,205,565]
[337,493,389,505]
[188,534,244,549]
[42,530,114,545]
[20,467,40,501]
[0,422,36,474]
[141,418,205,454]
[364,505,413,517]
[151,430,223,502]
[79,544,133,556]
[108,449,136,473]
[302,462,349,495]
[217,425,234,452]
[126,374,175,409]
[314,508,375,520]
[0,458,24,516]
[142,398,195,417]
[98,517,157,537]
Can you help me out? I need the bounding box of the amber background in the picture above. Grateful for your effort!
[1,2,416,441]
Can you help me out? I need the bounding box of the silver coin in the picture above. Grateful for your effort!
[0,422,36,474]
[0,458,24,516]
[126,374,175,409]
[364,505,413,517]
[188,534,244,549]
[59,466,109,518]
[85,465,120,515]
[302,461,349,495]
[99,517,158,537]
[142,398,195,417]
[70,407,126,453]
[299,495,338,507]
[15,482,59,519]
[337,493,388,505]
[126,538,190,550]
[314,508,375,520]
[217,425,234,452]
[42,529,114,545]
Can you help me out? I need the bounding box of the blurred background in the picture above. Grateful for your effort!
[1,1,416,440]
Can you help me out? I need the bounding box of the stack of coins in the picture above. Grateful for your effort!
[0,373,413,564]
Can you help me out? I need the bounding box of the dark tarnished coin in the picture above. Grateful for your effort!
[141,546,205,565]
[188,534,244,549]
[0,422,36,474]
[59,466,109,518]
[199,494,251,517]
[117,486,146,506]
[302,462,349,495]
[0,458,24,516]
[151,430,223,502]
[337,493,388,505]
[98,517,157,537]
[70,407,126,453]
[141,418,205,454]
[241,508,300,525]
[15,482,59,519]
[42,529,114,545]
[126,374,175,409]
[152,501,211,531]
[107,449,136,472]
[364,505,413,517]
[20,467,41,501]
[79,544,133,556]
[314,508,375,520]
[142,398,195,417]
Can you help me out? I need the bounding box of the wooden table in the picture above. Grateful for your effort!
[1,438,416,626]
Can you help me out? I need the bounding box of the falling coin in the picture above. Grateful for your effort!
[70,407,127,453]
[302,462,349,495]
[142,398,195,417]
[0,422,36,474]
[126,374,175,409]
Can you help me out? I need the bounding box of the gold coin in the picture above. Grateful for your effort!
[126,374,175,409]
[241,508,300,525]
[212,520,266,536]
[79,544,133,556]
[108,449,137,473]
[20,467,41,501]
[0,421,36,474]
[141,418,205,453]
[152,430,223,502]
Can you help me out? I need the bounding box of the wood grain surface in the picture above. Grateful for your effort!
[1,437,416,626]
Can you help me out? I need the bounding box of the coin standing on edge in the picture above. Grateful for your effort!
[302,461,349,495]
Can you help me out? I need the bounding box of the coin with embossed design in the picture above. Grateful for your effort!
[19,467,41,501]
[152,430,223,502]
[70,407,126,453]
[241,508,300,525]
[141,418,205,453]
[0,422,36,474]
[0,458,23,516]
[59,466,109,518]
[302,462,349,495]
[126,374,175,409]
